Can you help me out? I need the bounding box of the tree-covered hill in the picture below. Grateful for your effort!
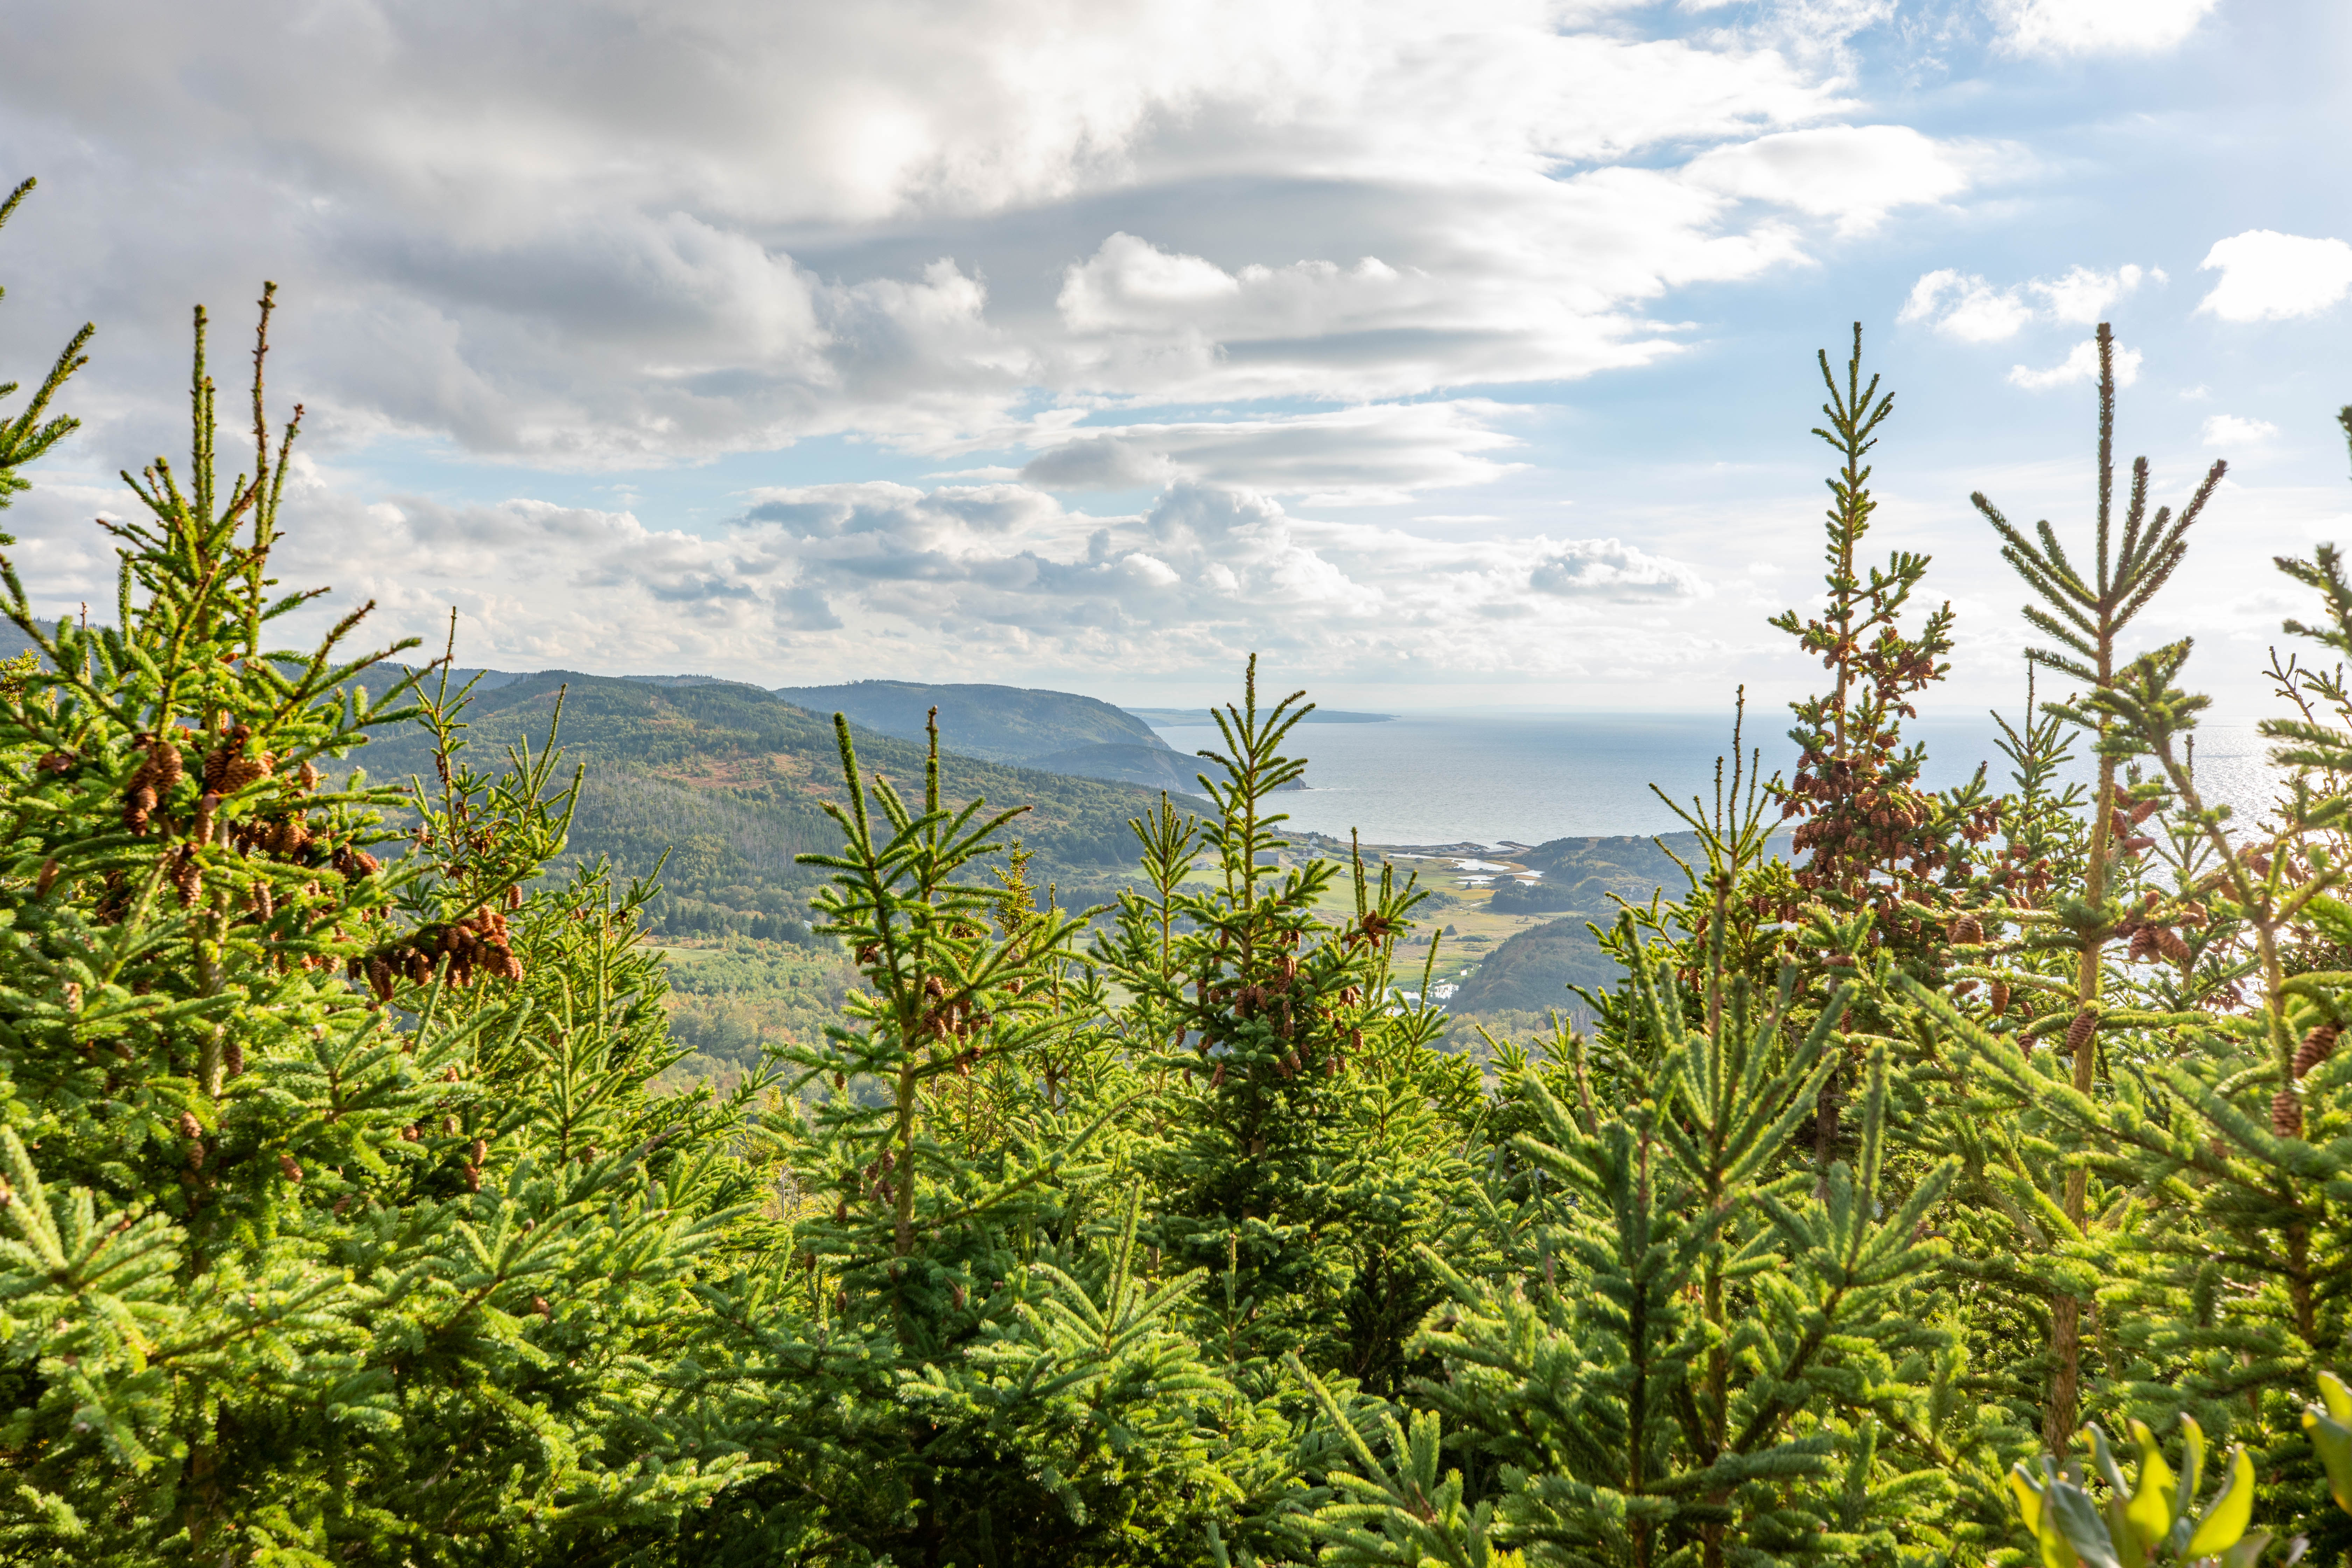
[773,677,1169,764]
[1490,829,1792,913]
[1443,913,1620,1016]
[352,670,1164,936]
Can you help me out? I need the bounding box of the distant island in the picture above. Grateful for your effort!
[1125,706,1396,726]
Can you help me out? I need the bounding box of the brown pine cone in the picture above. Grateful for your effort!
[1989,980,2010,1016]
[148,739,183,793]
[2128,925,2157,962]
[2295,1023,2340,1080]
[2065,1009,2097,1056]
[121,784,156,835]
[1951,915,1983,946]
[279,1152,304,1182]
[2272,1090,2304,1138]
[366,956,394,1003]
[201,726,251,791]
[2157,928,2191,965]
[170,849,204,907]
[219,753,273,793]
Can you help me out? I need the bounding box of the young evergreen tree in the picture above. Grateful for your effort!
[1966,323,2227,1448]
[693,709,1259,1564]
[1114,662,1483,1398]
[0,282,760,1564]
[1358,896,1967,1568]
[1771,326,2000,974]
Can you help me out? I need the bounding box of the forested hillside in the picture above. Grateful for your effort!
[352,670,1167,936]
[1442,913,1620,1016]
[773,678,1169,764]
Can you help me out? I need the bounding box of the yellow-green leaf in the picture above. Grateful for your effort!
[2185,1446,2254,1557]
[2320,1370,2352,1425]
[2125,1418,2175,1548]
[2304,1405,2352,1515]
[2010,1463,2046,1540]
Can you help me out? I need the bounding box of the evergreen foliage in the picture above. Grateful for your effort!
[8,184,2352,1567]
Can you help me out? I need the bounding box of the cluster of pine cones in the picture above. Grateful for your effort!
[356,900,524,1001]
[113,724,351,910]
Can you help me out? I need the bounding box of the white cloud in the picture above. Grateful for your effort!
[203,476,1708,682]
[1016,401,1529,505]
[1530,539,1712,597]
[1680,125,1991,234]
[1898,270,2033,341]
[1898,262,2156,341]
[2007,338,2142,389]
[2196,231,2352,323]
[0,0,2009,473]
[2029,263,2159,323]
[1991,0,2221,56]
[2200,414,2280,447]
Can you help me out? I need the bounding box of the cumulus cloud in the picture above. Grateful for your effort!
[1529,539,1711,597]
[0,467,1707,685]
[1898,262,2157,341]
[1991,0,2221,56]
[1898,271,2034,342]
[2007,338,2142,389]
[1681,125,1992,235]
[2200,414,2280,447]
[2196,231,2352,323]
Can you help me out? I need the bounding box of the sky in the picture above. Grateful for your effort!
[1,0,2348,723]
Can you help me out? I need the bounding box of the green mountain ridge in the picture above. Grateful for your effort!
[774,678,1169,764]
[351,670,1166,938]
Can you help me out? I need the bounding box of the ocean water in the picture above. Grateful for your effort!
[1143,712,2290,848]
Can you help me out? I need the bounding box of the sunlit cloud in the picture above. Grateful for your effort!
[2197,231,2352,324]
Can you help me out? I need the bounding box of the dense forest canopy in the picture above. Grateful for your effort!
[1,178,2350,1568]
